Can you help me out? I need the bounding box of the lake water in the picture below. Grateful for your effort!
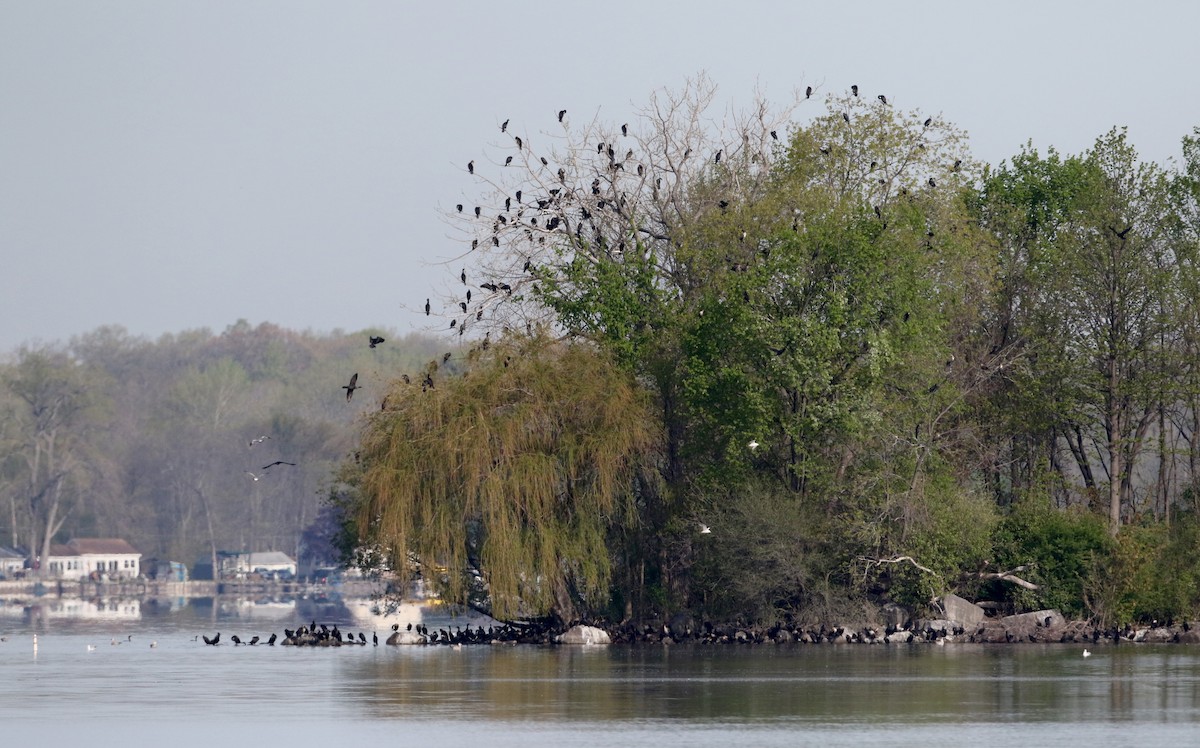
[2,596,1199,746]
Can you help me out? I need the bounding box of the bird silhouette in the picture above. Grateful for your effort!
[500,119,509,132]
[699,523,712,534]
[770,130,778,140]
[924,117,932,127]
[851,84,859,97]
[245,472,260,481]
[231,635,243,645]
[558,109,566,122]
[748,440,760,450]
[621,123,628,136]
[443,352,452,363]
[369,336,385,348]
[456,203,463,213]
[843,112,850,124]
[505,155,513,166]
[203,632,220,646]
[267,633,277,645]
[425,299,431,316]
[262,460,296,470]
[514,136,523,149]
[877,94,888,105]
[805,85,813,99]
[714,149,722,164]
[343,373,360,402]
[248,636,260,646]
[928,177,937,188]
[468,160,474,174]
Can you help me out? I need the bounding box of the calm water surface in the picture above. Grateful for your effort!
[2,597,1199,746]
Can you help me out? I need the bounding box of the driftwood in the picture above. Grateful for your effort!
[859,555,941,577]
[977,564,1038,590]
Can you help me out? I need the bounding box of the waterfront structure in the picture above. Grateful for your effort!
[44,538,142,581]
[0,546,25,578]
[220,550,298,579]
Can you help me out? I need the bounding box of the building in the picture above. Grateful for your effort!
[45,538,142,581]
[0,546,26,578]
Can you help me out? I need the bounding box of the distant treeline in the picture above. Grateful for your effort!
[0,320,450,573]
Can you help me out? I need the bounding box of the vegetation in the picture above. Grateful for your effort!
[6,78,1200,630]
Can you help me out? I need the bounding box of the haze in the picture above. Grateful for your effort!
[2,0,1197,352]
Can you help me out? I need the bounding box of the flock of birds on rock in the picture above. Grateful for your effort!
[193,619,562,648]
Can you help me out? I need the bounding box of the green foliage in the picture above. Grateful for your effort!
[350,333,661,621]
[989,499,1110,618]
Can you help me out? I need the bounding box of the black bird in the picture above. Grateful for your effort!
[460,301,467,313]
[231,635,243,645]
[203,632,220,646]
[468,160,474,174]
[474,206,481,218]
[928,177,937,188]
[343,373,360,402]
[878,94,888,105]
[461,268,467,284]
[466,289,471,302]
[714,149,722,164]
[373,632,378,646]
[369,335,385,348]
[924,117,932,127]
[843,112,850,123]
[805,85,812,99]
[442,352,451,363]
[500,119,509,132]
[248,636,260,646]
[505,155,513,166]
[262,460,296,470]
[558,109,566,122]
[953,159,962,172]
[770,130,778,140]
[621,123,628,136]
[851,84,859,96]
[456,204,463,213]
[358,632,367,644]
[514,135,523,149]
[267,633,277,646]
[425,298,431,315]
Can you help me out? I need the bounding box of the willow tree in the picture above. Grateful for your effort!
[349,333,660,621]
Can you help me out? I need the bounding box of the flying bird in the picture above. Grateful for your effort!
[248,435,270,447]
[748,440,760,451]
[699,523,712,534]
[558,109,566,122]
[369,336,385,348]
[262,461,296,470]
[245,472,260,481]
[343,373,360,402]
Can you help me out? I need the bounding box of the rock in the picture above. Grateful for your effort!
[1142,627,1174,643]
[974,621,1011,643]
[881,602,912,630]
[386,630,424,645]
[1176,628,1200,644]
[667,612,695,639]
[940,593,985,627]
[885,631,914,644]
[556,624,611,645]
[920,619,959,635]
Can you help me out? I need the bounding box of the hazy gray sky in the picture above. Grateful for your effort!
[2,1,1198,353]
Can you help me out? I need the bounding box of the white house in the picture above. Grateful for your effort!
[45,538,142,581]
[0,546,25,578]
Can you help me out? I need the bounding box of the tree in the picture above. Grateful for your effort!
[348,333,660,621]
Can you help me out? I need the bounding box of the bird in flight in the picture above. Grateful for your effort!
[248,435,270,447]
[369,336,385,348]
[699,523,712,534]
[245,472,261,481]
[343,373,360,401]
[262,461,296,470]
[748,440,760,451]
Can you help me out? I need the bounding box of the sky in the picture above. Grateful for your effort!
[2,1,1198,353]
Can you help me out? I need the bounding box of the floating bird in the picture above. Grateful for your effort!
[87,644,96,652]
[369,336,385,348]
[262,460,296,470]
[1083,648,1092,657]
[150,641,157,648]
[558,109,566,122]
[851,84,859,97]
[468,160,474,174]
[748,440,760,451]
[699,523,712,534]
[343,373,360,402]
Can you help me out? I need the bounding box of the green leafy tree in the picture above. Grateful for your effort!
[349,334,660,621]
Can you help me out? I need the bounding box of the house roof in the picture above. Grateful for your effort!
[0,546,25,559]
[66,538,141,556]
